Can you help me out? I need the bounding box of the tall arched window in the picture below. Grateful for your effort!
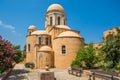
[28,44,30,52]
[29,32,31,35]
[64,19,66,25]
[39,37,42,45]
[62,45,66,54]
[50,17,52,25]
[58,17,60,25]
[46,37,49,45]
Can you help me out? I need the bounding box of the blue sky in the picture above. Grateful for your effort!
[0,0,120,50]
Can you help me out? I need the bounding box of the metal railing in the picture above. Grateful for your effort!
[88,71,120,80]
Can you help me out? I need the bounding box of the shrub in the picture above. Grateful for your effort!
[116,62,120,70]
[0,35,16,73]
[12,45,26,63]
[0,65,6,74]
[101,61,116,72]
[71,60,82,67]
[25,62,35,69]
[72,43,98,69]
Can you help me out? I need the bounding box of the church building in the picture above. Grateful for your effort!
[26,4,84,69]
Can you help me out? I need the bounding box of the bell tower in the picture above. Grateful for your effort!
[45,4,66,28]
[28,25,36,35]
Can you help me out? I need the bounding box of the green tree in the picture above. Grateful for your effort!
[0,36,26,74]
[0,36,16,73]
[101,27,120,70]
[12,45,25,63]
[23,45,26,51]
[72,43,98,69]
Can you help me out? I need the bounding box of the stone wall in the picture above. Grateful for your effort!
[53,37,84,69]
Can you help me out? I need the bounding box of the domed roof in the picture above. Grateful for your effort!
[39,46,52,52]
[47,4,64,12]
[57,31,80,37]
[31,30,48,35]
[56,25,71,30]
[28,25,36,30]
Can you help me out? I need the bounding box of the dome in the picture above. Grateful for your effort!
[57,31,80,37]
[28,25,36,30]
[47,4,64,12]
[56,25,71,30]
[39,46,52,52]
[31,30,48,35]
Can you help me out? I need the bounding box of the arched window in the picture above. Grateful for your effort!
[29,32,31,35]
[39,37,42,45]
[64,19,66,25]
[28,44,30,52]
[46,37,49,45]
[62,45,66,54]
[58,17,60,25]
[50,17,52,25]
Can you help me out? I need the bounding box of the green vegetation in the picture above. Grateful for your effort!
[72,43,98,69]
[13,45,26,63]
[25,62,35,69]
[72,27,120,72]
[100,28,120,71]
[0,35,26,74]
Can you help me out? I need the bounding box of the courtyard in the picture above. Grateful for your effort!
[6,64,89,80]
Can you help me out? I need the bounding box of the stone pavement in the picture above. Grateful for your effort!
[6,64,29,80]
[27,69,89,80]
[7,64,89,80]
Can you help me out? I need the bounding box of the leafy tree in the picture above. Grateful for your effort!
[12,45,25,63]
[72,43,98,69]
[0,35,25,74]
[23,45,26,51]
[0,36,16,73]
[101,27,120,70]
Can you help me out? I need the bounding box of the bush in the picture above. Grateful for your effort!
[25,62,35,69]
[101,61,115,72]
[0,35,16,73]
[116,62,120,70]
[0,65,6,74]
[72,43,98,69]
[71,60,82,67]
[13,45,26,63]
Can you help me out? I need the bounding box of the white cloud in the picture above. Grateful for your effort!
[11,30,21,37]
[0,20,15,30]
[0,20,21,36]
[0,20,2,25]
[11,30,16,33]
[4,25,15,30]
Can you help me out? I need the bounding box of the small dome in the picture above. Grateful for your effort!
[31,30,48,35]
[28,25,36,30]
[56,25,71,30]
[47,4,64,12]
[39,46,52,52]
[57,31,80,38]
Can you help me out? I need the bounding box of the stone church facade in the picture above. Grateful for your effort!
[26,4,84,69]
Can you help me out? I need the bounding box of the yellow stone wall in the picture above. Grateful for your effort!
[104,27,120,41]
[36,51,54,69]
[53,37,84,69]
[45,11,66,27]
[26,27,84,69]
[26,35,38,63]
